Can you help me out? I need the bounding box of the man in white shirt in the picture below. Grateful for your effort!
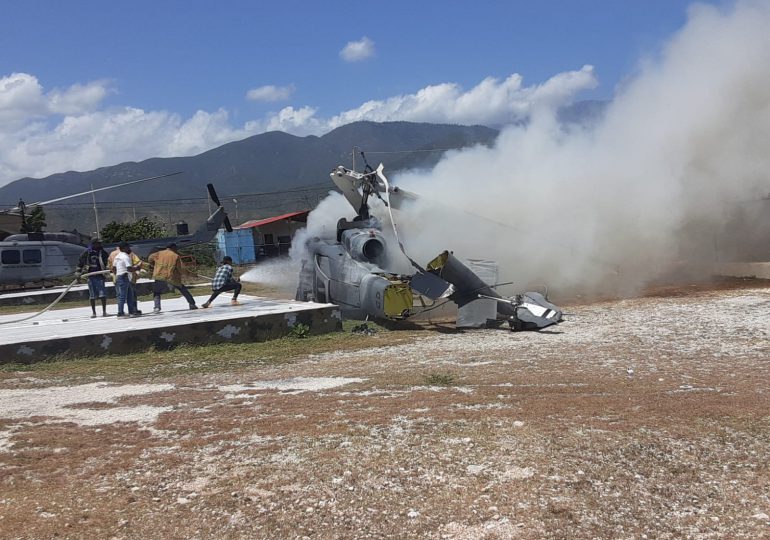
[112,242,140,317]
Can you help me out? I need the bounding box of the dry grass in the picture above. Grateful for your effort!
[0,320,403,383]
[0,282,769,539]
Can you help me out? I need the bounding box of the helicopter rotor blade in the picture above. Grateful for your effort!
[21,171,183,209]
[207,183,233,232]
[206,183,222,206]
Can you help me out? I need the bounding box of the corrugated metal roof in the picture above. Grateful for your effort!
[237,210,309,229]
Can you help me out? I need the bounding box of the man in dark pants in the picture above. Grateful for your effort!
[147,243,198,312]
[202,256,241,308]
[75,237,110,318]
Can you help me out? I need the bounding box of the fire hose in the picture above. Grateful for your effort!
[0,270,113,325]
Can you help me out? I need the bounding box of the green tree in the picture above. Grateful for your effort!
[20,206,47,233]
[100,217,167,242]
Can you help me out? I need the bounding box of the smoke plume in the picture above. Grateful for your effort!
[258,1,770,298]
[383,1,770,295]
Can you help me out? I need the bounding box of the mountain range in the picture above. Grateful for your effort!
[0,121,499,205]
[0,101,607,232]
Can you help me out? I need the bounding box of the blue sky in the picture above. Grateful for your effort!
[0,0,723,185]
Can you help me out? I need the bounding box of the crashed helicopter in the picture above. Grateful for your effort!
[296,163,563,330]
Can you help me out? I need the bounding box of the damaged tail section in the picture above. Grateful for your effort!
[426,250,563,330]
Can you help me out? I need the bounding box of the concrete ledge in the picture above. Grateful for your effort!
[714,262,770,279]
[0,295,341,364]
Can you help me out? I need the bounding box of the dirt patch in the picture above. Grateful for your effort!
[0,286,768,539]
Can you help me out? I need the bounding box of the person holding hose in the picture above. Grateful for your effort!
[147,243,198,312]
[75,237,110,318]
[201,256,241,308]
[108,243,143,315]
[111,241,141,317]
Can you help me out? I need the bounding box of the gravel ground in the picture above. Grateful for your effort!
[0,285,769,539]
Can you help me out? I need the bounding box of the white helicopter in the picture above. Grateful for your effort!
[0,174,233,286]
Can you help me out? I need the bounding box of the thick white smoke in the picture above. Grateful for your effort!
[383,1,770,295]
[269,1,769,298]
[240,192,356,292]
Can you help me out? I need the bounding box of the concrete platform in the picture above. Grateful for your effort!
[0,294,341,364]
[0,279,162,307]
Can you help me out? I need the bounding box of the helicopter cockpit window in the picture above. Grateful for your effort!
[23,249,42,264]
[1,249,20,265]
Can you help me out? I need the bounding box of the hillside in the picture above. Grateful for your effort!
[0,121,498,233]
[0,122,498,204]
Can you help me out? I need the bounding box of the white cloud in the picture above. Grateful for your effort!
[0,73,109,127]
[252,67,595,137]
[246,84,295,102]
[264,106,323,133]
[47,80,110,115]
[0,99,256,184]
[325,65,596,128]
[340,37,375,62]
[0,67,595,185]
[0,73,48,127]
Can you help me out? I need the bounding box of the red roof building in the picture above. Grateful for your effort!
[236,210,309,230]
[236,210,309,258]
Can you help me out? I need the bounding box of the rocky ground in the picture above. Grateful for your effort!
[0,284,769,539]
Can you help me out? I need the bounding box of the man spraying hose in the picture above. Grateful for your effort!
[201,256,242,308]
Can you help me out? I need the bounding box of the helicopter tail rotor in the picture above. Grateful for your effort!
[207,183,233,232]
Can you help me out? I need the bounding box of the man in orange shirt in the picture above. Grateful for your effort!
[147,243,198,313]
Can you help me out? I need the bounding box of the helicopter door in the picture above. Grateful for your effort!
[22,248,43,265]
[0,248,24,284]
[1,248,21,265]
[1,246,44,284]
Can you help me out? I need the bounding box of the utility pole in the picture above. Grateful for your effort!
[91,183,101,236]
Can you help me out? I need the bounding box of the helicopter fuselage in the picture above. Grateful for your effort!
[0,240,83,285]
[296,163,564,330]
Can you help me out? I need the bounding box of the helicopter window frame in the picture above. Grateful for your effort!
[23,249,42,264]
[1,249,21,265]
